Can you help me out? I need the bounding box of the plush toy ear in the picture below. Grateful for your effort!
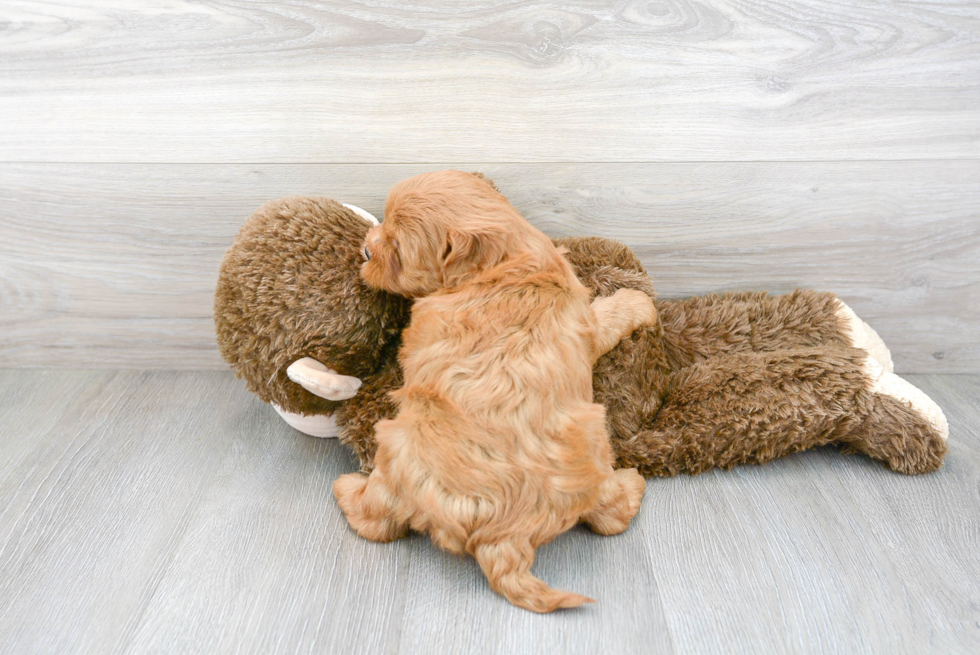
[341,203,379,226]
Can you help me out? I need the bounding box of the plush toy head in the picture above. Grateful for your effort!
[214,197,410,420]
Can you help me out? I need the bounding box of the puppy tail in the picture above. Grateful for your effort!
[472,540,594,613]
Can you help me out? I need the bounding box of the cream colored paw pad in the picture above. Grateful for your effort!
[863,358,949,440]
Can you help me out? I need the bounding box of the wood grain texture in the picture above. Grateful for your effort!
[396,512,676,654]
[123,402,409,654]
[0,370,978,653]
[2,162,977,372]
[1,0,978,162]
[0,370,248,654]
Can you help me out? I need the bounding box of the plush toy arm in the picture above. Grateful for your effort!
[591,289,658,361]
[612,347,946,478]
[556,236,657,299]
[286,357,363,401]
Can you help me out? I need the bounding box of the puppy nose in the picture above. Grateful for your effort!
[363,245,371,261]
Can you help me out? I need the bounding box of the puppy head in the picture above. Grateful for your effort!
[360,170,519,297]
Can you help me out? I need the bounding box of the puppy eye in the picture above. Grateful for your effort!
[363,245,371,261]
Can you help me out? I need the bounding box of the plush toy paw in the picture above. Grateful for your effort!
[837,301,894,373]
[864,357,948,440]
[287,357,363,401]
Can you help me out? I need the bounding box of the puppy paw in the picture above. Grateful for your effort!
[582,468,646,536]
[612,288,658,332]
[334,472,370,520]
[617,467,646,521]
[333,473,407,542]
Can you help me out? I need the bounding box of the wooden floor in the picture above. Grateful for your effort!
[0,369,977,654]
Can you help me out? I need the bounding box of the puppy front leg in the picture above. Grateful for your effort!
[591,288,657,360]
[334,470,408,542]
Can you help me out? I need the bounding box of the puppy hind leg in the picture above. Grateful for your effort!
[472,539,594,613]
[581,468,646,536]
[334,471,409,542]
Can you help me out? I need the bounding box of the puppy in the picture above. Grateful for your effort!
[334,170,656,612]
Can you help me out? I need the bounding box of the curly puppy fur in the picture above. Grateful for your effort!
[334,170,652,612]
[214,177,947,478]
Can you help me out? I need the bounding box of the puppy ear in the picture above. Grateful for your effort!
[469,171,499,192]
[442,227,510,285]
[387,237,402,279]
[442,228,475,275]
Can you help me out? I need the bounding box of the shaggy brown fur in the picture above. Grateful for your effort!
[335,170,653,612]
[214,175,948,480]
[561,242,948,476]
[214,197,409,416]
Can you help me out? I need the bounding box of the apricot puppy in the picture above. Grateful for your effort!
[334,170,655,612]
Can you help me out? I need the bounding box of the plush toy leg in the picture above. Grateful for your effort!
[657,290,894,372]
[838,357,948,474]
[287,357,362,401]
[834,300,894,372]
[613,347,947,477]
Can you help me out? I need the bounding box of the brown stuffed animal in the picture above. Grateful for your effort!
[214,177,948,477]
[561,239,948,476]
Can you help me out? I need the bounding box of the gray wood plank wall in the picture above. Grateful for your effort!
[1,1,978,372]
[3,0,978,162]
